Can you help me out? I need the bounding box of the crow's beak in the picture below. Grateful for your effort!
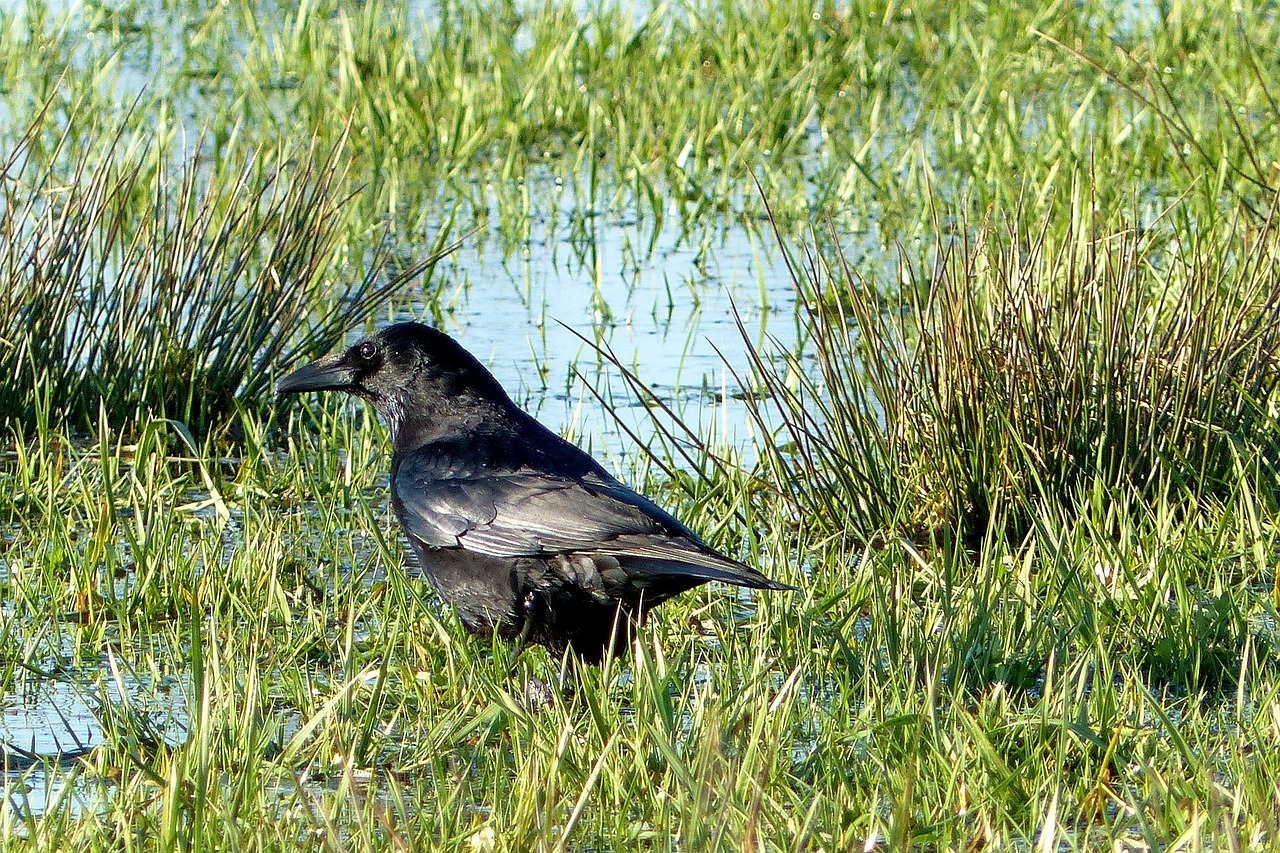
[276,352,357,395]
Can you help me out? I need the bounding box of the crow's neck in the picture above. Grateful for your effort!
[383,390,513,456]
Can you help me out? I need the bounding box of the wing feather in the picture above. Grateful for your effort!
[395,461,676,553]
[392,451,789,591]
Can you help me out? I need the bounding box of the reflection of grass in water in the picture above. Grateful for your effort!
[2,0,1280,848]
[2,635,189,826]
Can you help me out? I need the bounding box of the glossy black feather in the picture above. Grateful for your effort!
[279,322,793,662]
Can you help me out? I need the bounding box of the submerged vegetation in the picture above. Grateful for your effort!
[3,0,1280,849]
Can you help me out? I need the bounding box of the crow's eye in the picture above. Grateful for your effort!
[356,341,378,362]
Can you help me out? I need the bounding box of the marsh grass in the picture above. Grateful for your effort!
[8,0,1278,253]
[4,0,1280,849]
[0,105,456,434]
[743,195,1280,551]
[3,409,1279,849]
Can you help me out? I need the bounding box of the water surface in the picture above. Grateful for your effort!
[409,189,803,460]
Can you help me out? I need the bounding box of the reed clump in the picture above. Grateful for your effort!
[0,112,447,435]
[748,202,1280,550]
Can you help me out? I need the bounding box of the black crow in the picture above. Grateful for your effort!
[277,322,792,663]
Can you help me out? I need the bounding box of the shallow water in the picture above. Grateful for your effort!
[1,649,187,821]
[403,186,805,460]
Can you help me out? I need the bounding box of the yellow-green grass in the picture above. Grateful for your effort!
[3,0,1280,849]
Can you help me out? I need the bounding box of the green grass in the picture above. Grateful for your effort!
[6,0,1278,239]
[742,200,1280,551]
[0,107,457,433]
[3,409,1279,848]
[4,0,1280,849]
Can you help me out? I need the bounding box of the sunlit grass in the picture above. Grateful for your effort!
[4,0,1278,245]
[0,107,457,434]
[3,404,1279,848]
[3,0,1280,849]
[746,195,1280,550]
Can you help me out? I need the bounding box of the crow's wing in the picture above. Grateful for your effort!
[392,453,785,590]
[394,453,683,552]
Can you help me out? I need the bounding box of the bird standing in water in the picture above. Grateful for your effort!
[277,322,792,663]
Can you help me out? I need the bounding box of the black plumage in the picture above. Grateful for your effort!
[277,322,792,662]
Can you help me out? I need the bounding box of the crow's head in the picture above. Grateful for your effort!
[277,322,514,446]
